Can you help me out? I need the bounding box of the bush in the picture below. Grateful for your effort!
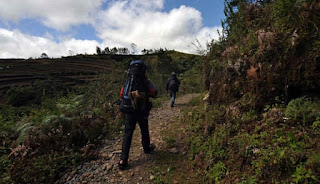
[7,78,121,183]
[206,161,227,183]
[285,97,320,126]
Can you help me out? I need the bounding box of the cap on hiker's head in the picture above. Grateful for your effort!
[171,72,176,76]
[130,60,147,71]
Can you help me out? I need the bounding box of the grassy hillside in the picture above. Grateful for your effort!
[0,51,203,183]
[186,0,320,183]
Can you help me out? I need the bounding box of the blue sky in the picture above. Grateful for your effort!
[164,0,225,27]
[0,0,225,58]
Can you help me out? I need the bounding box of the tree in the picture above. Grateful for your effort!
[118,47,124,54]
[40,53,48,59]
[141,48,147,54]
[110,47,118,54]
[104,47,110,54]
[69,50,74,56]
[96,46,101,55]
[131,43,137,54]
[123,47,129,54]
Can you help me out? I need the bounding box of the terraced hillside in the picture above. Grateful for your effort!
[0,55,125,97]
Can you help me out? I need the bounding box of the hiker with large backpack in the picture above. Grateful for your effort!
[118,60,157,170]
[166,72,180,107]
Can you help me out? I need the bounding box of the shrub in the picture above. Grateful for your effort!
[291,163,317,183]
[285,97,320,126]
[8,82,119,183]
[206,161,227,183]
[312,117,320,134]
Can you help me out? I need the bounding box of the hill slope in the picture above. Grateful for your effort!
[186,1,320,183]
[0,51,203,183]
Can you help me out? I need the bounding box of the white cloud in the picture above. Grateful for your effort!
[0,0,104,31]
[0,28,99,58]
[127,0,164,10]
[43,31,54,40]
[0,0,223,58]
[95,1,222,54]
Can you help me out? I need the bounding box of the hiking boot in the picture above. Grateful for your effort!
[118,160,128,170]
[144,143,156,154]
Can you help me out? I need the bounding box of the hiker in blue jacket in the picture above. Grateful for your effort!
[166,72,180,107]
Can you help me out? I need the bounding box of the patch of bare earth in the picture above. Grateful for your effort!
[56,93,199,184]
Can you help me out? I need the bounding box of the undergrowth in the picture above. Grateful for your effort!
[184,94,320,183]
[0,71,125,183]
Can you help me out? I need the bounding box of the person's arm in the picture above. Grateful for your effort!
[147,80,158,98]
[166,78,169,91]
[120,86,124,98]
[176,78,180,92]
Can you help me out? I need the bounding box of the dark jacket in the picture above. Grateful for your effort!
[166,76,180,92]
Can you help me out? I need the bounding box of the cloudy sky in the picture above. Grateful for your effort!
[0,0,225,58]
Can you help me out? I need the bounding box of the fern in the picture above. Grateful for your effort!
[312,117,320,134]
[16,122,36,145]
[285,97,320,126]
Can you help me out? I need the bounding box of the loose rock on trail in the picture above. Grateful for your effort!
[56,93,199,184]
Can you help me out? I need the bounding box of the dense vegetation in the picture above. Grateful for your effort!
[1,0,319,183]
[0,52,203,183]
[186,0,320,183]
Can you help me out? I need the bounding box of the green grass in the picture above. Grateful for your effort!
[184,97,320,183]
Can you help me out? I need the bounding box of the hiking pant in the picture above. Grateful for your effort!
[169,90,177,106]
[120,112,150,162]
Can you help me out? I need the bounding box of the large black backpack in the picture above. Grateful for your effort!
[168,76,178,91]
[120,60,148,113]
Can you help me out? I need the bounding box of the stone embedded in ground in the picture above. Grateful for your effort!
[101,152,108,157]
[67,176,72,181]
[84,172,90,177]
[112,150,122,154]
[169,147,179,154]
[107,164,113,171]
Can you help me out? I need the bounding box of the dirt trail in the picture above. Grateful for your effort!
[57,93,199,184]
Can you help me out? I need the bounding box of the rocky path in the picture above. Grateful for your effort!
[57,93,199,184]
